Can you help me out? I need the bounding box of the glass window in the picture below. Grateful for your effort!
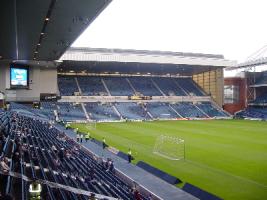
[224,85,239,104]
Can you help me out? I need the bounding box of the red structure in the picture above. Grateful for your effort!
[224,77,247,114]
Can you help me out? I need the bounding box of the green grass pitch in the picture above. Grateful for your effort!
[71,120,267,200]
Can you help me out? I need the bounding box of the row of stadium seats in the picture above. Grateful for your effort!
[58,76,205,97]
[31,102,228,122]
[0,112,149,199]
[250,92,267,104]
[236,107,267,120]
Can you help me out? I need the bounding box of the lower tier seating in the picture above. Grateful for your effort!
[0,112,148,199]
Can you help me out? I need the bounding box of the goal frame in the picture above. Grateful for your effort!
[153,135,185,161]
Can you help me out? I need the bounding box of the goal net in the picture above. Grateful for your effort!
[153,135,185,160]
[86,121,97,130]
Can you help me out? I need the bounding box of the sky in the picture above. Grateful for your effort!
[72,0,267,63]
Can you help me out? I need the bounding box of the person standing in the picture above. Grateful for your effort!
[80,133,83,143]
[85,133,90,142]
[76,133,80,143]
[128,148,132,163]
[102,137,106,149]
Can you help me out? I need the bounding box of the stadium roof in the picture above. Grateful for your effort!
[0,0,111,61]
[59,47,236,76]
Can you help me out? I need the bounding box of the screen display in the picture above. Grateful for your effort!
[10,66,29,88]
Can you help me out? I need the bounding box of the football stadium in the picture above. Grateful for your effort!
[1,1,267,200]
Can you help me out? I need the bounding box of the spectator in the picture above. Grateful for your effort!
[89,167,95,180]
[51,145,57,153]
[0,157,10,172]
[58,148,64,161]
[88,193,96,200]
[134,189,142,200]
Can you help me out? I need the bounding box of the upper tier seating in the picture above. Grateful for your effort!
[175,78,204,96]
[115,103,151,120]
[0,112,148,199]
[57,102,86,121]
[153,77,186,96]
[58,76,206,97]
[126,77,162,96]
[104,77,134,96]
[250,92,267,104]
[85,103,120,121]
[145,102,178,119]
[171,102,206,118]
[77,77,108,96]
[58,76,78,96]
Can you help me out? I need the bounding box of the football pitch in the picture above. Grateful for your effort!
[71,120,267,200]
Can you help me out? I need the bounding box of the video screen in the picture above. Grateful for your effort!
[10,65,29,88]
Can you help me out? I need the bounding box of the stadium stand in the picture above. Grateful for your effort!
[57,103,86,121]
[171,102,206,118]
[236,107,267,120]
[58,76,79,96]
[0,112,154,200]
[85,102,120,121]
[196,102,228,117]
[127,77,162,96]
[77,76,108,96]
[250,92,267,104]
[145,102,178,119]
[115,103,151,120]
[175,78,205,96]
[153,77,186,96]
[103,77,134,96]
[55,75,229,121]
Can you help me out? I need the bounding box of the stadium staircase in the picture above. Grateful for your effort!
[101,78,112,96]
[125,78,138,94]
[193,104,209,118]
[151,79,166,96]
[75,77,82,95]
[172,79,188,96]
[168,104,184,118]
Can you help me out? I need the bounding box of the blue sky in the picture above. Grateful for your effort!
[72,0,267,62]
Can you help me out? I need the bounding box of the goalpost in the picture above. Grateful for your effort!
[153,135,185,160]
[86,121,97,130]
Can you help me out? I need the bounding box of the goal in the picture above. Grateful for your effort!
[153,135,185,160]
[86,121,97,130]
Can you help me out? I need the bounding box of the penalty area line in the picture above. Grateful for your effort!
[186,159,267,189]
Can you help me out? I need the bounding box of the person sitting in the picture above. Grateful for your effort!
[0,157,10,172]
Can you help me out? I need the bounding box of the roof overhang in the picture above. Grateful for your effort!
[0,0,112,61]
[61,47,236,67]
